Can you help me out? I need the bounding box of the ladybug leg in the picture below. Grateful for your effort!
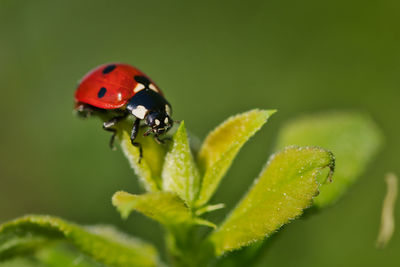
[130,118,141,141]
[103,127,118,150]
[154,135,172,145]
[143,128,153,136]
[154,135,164,144]
[76,103,95,118]
[130,118,143,162]
[103,114,128,150]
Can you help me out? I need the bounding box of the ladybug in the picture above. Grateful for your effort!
[74,63,173,158]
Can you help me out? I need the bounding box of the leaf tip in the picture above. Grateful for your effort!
[194,219,217,229]
[112,190,126,205]
[112,191,133,219]
[264,108,278,116]
[170,120,188,144]
[175,120,186,133]
[251,109,277,123]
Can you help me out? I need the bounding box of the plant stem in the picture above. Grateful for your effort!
[165,223,212,267]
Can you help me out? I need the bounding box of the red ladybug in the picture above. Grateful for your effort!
[75,63,173,157]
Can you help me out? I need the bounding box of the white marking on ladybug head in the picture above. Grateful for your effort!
[149,83,159,92]
[133,83,146,93]
[155,119,160,126]
[165,104,172,116]
[131,105,148,119]
[164,117,169,124]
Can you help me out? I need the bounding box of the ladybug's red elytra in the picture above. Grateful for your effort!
[74,63,173,159]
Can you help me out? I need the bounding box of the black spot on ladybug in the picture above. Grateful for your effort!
[98,87,107,98]
[134,75,151,87]
[102,64,116,74]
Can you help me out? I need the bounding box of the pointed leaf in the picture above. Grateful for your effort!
[276,112,383,207]
[116,119,167,192]
[196,109,276,206]
[112,191,191,224]
[162,121,201,206]
[0,215,159,267]
[207,146,335,255]
[113,191,214,228]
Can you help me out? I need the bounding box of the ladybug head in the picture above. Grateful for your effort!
[145,111,173,135]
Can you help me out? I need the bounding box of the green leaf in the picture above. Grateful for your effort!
[117,119,167,192]
[36,246,102,267]
[195,203,225,216]
[0,258,41,267]
[0,215,159,267]
[207,146,335,256]
[275,111,383,207]
[162,121,201,206]
[196,109,276,206]
[112,191,191,224]
[112,191,215,228]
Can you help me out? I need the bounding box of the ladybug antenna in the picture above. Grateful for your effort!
[143,128,153,137]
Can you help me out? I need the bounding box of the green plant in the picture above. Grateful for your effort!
[0,109,382,267]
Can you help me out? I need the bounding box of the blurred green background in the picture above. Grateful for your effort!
[0,0,399,266]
